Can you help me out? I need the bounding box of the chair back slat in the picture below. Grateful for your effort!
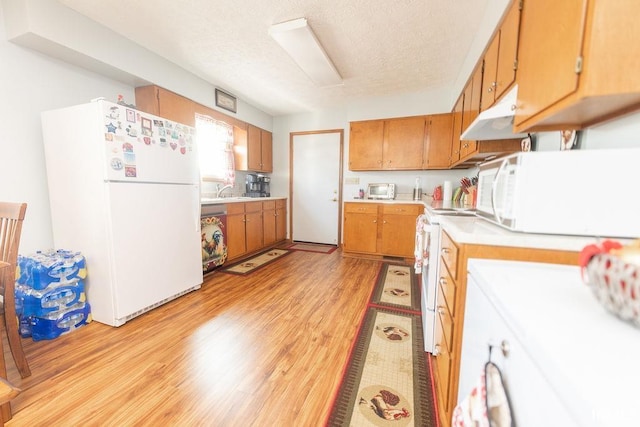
[0,203,27,267]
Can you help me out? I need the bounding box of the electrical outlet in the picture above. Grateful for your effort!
[345,177,359,185]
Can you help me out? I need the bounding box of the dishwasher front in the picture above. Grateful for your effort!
[201,204,228,274]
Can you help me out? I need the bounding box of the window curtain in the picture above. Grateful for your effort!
[195,114,235,185]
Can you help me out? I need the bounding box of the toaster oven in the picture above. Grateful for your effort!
[366,183,396,200]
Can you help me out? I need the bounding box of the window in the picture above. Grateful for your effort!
[195,114,235,184]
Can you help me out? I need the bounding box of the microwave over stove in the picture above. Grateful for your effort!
[476,149,640,238]
[367,183,396,200]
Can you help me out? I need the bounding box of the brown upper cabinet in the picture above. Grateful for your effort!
[135,85,273,173]
[349,116,425,170]
[135,86,196,127]
[482,0,521,108]
[423,113,453,169]
[446,0,522,169]
[236,124,273,173]
[515,0,640,132]
[453,60,521,169]
[449,95,464,166]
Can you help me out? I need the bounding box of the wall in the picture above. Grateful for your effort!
[0,4,135,253]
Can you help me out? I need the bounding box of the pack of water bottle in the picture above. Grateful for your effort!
[16,249,92,341]
[17,249,87,290]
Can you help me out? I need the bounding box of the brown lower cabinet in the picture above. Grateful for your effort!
[225,199,287,263]
[343,202,422,258]
[433,230,580,426]
[263,200,277,247]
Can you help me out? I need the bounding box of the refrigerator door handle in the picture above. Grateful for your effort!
[195,186,202,232]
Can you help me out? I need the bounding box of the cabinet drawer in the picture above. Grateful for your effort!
[276,199,286,208]
[381,203,422,215]
[345,203,378,214]
[434,317,452,411]
[245,201,263,213]
[438,264,457,317]
[437,300,454,352]
[226,203,245,215]
[440,231,459,280]
[262,200,276,210]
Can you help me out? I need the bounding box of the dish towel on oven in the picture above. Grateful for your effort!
[414,214,428,274]
[452,362,513,427]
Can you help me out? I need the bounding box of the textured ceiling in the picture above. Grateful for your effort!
[58,0,492,116]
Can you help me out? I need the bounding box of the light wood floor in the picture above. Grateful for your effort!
[4,248,385,426]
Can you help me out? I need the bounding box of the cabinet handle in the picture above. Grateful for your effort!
[373,220,377,223]
[437,306,445,315]
[439,277,447,287]
[433,345,441,356]
[441,248,450,255]
[500,340,510,357]
[489,340,511,358]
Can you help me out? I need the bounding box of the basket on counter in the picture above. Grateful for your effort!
[581,240,640,328]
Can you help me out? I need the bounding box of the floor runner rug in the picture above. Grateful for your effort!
[326,306,437,426]
[369,263,421,313]
[219,248,291,275]
[287,242,338,254]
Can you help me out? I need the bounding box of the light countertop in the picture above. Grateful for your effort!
[346,197,616,252]
[201,196,286,205]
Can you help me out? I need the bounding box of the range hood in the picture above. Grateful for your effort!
[460,85,529,140]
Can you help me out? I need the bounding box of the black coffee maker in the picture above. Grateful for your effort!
[245,173,261,197]
[245,174,270,197]
[258,175,270,197]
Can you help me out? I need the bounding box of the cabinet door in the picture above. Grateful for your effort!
[383,117,425,170]
[157,87,196,127]
[348,121,384,170]
[380,204,422,257]
[247,124,263,172]
[245,202,263,253]
[275,199,287,241]
[434,308,453,415]
[262,201,276,246]
[450,95,464,165]
[494,1,520,102]
[423,113,453,169]
[482,34,500,107]
[515,0,584,127]
[460,63,483,159]
[226,212,247,261]
[343,203,378,254]
[233,125,249,171]
[134,86,196,126]
[260,130,273,173]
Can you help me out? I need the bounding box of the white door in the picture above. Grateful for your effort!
[291,131,342,245]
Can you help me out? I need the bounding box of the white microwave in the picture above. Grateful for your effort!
[476,149,640,238]
[367,183,396,200]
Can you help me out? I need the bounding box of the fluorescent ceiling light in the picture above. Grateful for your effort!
[269,18,343,87]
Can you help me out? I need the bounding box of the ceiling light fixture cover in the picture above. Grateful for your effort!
[269,18,343,87]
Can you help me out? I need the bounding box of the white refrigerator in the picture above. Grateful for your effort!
[41,99,203,327]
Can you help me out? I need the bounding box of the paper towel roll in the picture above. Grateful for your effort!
[443,181,453,201]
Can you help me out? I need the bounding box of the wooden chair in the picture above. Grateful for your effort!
[0,262,22,424]
[0,203,31,379]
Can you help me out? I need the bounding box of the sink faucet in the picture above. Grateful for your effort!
[216,184,233,198]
